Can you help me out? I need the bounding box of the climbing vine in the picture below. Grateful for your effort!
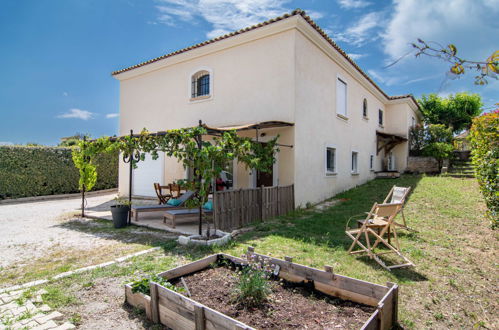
[72,126,278,234]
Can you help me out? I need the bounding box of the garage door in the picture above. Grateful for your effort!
[132,152,164,197]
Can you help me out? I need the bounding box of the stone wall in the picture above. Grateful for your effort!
[406,156,440,173]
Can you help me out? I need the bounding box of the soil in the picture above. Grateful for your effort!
[174,266,375,329]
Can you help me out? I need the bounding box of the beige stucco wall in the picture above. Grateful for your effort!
[293,30,386,206]
[118,28,296,195]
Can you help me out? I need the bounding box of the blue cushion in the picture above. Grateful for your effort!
[167,198,182,206]
[203,201,213,210]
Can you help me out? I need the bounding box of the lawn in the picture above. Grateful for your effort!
[10,175,498,329]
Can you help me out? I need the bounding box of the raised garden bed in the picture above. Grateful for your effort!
[125,248,399,329]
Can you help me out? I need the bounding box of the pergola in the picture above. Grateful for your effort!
[80,120,294,230]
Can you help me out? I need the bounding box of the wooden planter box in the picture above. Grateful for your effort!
[125,248,399,330]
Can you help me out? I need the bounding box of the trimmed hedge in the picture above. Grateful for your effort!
[469,110,499,227]
[0,146,118,199]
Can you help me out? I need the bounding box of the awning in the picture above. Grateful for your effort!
[376,131,407,155]
[203,121,294,133]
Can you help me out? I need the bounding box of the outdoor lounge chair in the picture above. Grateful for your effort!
[346,202,414,271]
[163,208,213,228]
[154,183,172,204]
[382,185,411,230]
[131,190,195,221]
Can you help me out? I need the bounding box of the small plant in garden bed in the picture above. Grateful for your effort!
[131,275,185,295]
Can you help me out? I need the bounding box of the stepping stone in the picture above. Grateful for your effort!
[52,322,76,330]
[32,320,58,330]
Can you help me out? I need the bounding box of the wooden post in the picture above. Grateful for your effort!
[387,282,399,325]
[260,186,264,221]
[81,136,86,218]
[150,282,159,324]
[194,304,205,330]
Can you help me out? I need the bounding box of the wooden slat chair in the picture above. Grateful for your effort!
[169,183,182,199]
[383,185,412,230]
[346,202,414,271]
[154,183,172,204]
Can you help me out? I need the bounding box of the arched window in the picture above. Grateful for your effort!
[191,70,210,98]
[362,98,368,118]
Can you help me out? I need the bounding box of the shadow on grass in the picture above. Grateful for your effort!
[57,175,428,281]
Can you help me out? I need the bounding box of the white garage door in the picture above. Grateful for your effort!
[132,152,164,197]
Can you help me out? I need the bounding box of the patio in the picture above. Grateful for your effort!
[84,196,201,236]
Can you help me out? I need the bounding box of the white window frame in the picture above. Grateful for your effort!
[188,67,213,103]
[325,145,337,176]
[351,151,359,175]
[336,75,348,119]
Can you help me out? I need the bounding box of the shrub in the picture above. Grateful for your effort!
[410,124,454,168]
[233,254,275,307]
[0,146,118,199]
[234,267,271,307]
[130,275,184,295]
[469,110,499,227]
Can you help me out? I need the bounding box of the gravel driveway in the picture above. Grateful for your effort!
[0,193,118,268]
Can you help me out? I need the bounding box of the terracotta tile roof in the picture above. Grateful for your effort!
[112,9,419,108]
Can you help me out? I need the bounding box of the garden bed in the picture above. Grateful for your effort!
[125,248,399,329]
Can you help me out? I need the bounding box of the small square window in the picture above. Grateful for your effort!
[326,147,336,174]
[351,151,358,174]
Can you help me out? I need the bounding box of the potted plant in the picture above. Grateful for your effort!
[110,197,131,228]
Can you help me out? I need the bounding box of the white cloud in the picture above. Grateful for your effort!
[0,141,13,146]
[106,113,119,119]
[347,53,366,60]
[337,0,371,9]
[382,0,499,60]
[367,69,401,87]
[334,11,383,46]
[154,0,319,38]
[57,108,94,120]
[305,9,324,20]
[63,92,68,97]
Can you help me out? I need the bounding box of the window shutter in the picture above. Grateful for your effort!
[336,79,347,117]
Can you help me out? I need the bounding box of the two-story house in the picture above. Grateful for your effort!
[112,9,421,207]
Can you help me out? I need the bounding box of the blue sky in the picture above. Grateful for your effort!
[1,0,498,145]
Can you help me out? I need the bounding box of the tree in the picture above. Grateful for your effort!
[59,133,87,147]
[410,40,498,85]
[410,124,454,169]
[418,93,483,133]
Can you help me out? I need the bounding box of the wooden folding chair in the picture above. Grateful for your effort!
[382,185,412,230]
[169,183,182,199]
[154,183,172,204]
[346,202,414,271]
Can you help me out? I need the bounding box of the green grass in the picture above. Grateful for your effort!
[11,175,497,329]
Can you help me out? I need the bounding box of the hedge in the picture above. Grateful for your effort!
[0,146,118,199]
[469,110,499,227]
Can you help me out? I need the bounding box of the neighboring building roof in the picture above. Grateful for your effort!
[112,9,418,108]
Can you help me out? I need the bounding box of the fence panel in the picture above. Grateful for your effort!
[214,185,294,231]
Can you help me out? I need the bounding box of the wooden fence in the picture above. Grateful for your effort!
[213,184,294,231]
